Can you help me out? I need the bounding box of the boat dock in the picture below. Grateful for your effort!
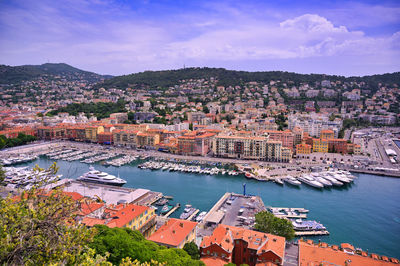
[187,209,199,221]
[163,203,180,218]
[144,194,163,206]
[295,230,330,236]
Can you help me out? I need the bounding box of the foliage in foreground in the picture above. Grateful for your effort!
[254,211,295,240]
[183,241,200,260]
[90,225,204,266]
[0,187,94,265]
[0,163,204,265]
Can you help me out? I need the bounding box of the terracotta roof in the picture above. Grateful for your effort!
[81,217,106,227]
[201,257,228,266]
[341,243,355,251]
[78,202,105,216]
[147,218,197,247]
[106,204,150,228]
[299,239,398,266]
[201,224,285,259]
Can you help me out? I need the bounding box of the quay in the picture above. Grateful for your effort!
[41,179,163,206]
[295,230,330,236]
[163,203,180,218]
[338,166,400,178]
[200,192,266,235]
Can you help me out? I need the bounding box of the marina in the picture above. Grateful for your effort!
[0,145,399,258]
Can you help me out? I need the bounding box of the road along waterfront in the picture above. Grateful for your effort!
[17,156,400,259]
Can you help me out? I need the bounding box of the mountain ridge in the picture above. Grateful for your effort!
[0,63,112,84]
[95,67,400,90]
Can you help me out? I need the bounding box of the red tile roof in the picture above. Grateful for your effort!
[201,224,285,259]
[78,202,105,216]
[201,257,228,266]
[106,204,150,228]
[299,239,398,266]
[147,218,197,247]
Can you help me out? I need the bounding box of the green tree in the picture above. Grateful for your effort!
[0,164,95,265]
[0,136,6,150]
[254,211,295,240]
[183,241,200,260]
[90,225,204,265]
[189,123,193,131]
[0,164,5,185]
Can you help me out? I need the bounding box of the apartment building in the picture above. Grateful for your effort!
[177,132,215,156]
[312,138,329,153]
[213,135,286,161]
[81,203,156,237]
[296,143,312,154]
[200,224,285,266]
[288,114,342,138]
[113,130,138,147]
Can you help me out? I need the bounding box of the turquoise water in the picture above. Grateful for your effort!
[22,157,400,258]
[394,140,400,150]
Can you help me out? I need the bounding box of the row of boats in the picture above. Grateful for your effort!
[268,207,327,233]
[138,161,240,176]
[104,155,139,167]
[274,170,356,188]
[3,166,62,189]
[1,155,38,166]
[155,198,207,222]
[45,148,150,166]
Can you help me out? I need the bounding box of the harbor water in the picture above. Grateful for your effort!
[21,156,400,258]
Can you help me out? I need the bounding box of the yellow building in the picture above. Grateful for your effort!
[81,204,156,237]
[320,129,334,140]
[313,138,328,153]
[85,125,104,142]
[281,147,292,162]
[136,132,160,148]
[353,144,361,155]
[296,143,312,154]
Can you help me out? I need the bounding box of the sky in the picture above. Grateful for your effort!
[0,0,399,76]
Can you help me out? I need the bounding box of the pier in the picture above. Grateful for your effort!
[295,230,330,236]
[163,203,180,218]
[187,209,199,221]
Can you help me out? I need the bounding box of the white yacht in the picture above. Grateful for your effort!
[284,176,301,186]
[320,174,343,186]
[77,166,127,186]
[298,174,324,188]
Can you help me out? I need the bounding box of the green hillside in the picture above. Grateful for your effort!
[0,63,111,84]
[95,67,400,89]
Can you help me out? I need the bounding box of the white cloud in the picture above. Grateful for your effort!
[280,14,349,34]
[0,0,398,75]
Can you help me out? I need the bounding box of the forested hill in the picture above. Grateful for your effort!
[95,67,400,89]
[0,63,112,84]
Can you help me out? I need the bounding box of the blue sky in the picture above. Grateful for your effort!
[0,0,399,76]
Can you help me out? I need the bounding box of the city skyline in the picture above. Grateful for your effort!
[0,0,399,76]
